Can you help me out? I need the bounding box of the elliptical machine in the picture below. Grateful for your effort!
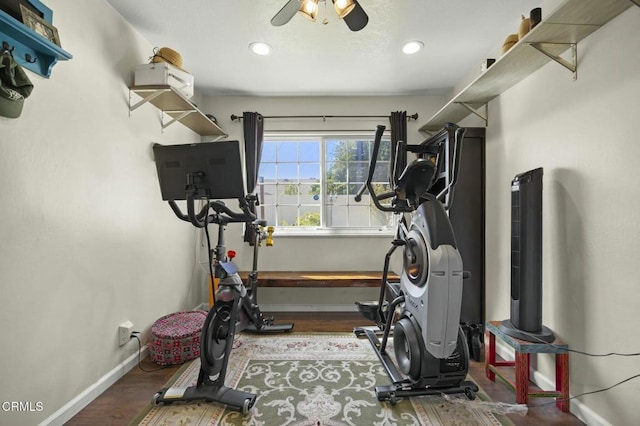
[354,123,478,404]
[150,140,294,413]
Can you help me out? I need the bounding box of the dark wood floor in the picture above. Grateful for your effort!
[67,312,584,425]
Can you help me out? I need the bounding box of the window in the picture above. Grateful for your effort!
[256,134,395,233]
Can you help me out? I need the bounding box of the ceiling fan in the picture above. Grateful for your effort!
[271,0,369,31]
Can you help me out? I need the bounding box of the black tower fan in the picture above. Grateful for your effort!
[499,168,555,343]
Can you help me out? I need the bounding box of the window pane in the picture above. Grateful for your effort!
[299,206,320,226]
[278,205,299,226]
[330,194,349,206]
[277,164,297,181]
[326,162,347,183]
[277,141,298,162]
[327,205,348,227]
[350,140,370,162]
[349,205,371,226]
[371,209,393,227]
[300,184,320,204]
[299,163,320,181]
[259,184,277,205]
[327,183,347,196]
[262,141,276,162]
[258,163,276,180]
[278,183,299,204]
[299,141,320,162]
[325,140,343,162]
[262,135,394,231]
[378,140,392,161]
[373,161,390,183]
[260,206,276,225]
[348,161,369,184]
[348,183,365,195]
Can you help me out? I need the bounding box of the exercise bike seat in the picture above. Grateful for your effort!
[394,158,437,208]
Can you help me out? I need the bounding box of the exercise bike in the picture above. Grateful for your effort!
[150,140,294,413]
[354,123,478,404]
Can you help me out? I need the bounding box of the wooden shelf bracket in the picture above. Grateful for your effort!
[128,87,167,114]
[162,110,195,131]
[456,102,488,126]
[529,42,577,80]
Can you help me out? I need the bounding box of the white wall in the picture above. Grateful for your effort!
[484,7,640,425]
[0,1,205,424]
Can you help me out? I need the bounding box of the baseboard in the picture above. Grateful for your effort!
[259,304,358,312]
[197,301,358,313]
[494,341,611,426]
[39,345,148,426]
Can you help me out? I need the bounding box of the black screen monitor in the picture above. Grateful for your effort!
[153,140,245,201]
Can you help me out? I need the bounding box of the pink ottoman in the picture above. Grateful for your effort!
[149,310,207,365]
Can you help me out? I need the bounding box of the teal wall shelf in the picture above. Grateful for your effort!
[0,1,72,78]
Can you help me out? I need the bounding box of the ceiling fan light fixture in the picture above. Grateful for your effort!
[249,42,272,56]
[299,0,319,22]
[333,0,356,19]
[402,41,424,55]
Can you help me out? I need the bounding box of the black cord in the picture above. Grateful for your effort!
[507,329,640,408]
[518,329,640,357]
[530,373,640,408]
[132,334,173,373]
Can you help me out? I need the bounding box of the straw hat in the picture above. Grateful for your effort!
[150,47,186,71]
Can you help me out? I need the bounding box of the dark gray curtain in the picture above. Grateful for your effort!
[242,112,264,243]
[243,111,264,194]
[389,111,407,187]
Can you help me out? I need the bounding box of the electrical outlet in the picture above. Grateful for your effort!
[118,321,134,346]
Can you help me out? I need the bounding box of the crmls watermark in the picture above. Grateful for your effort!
[2,401,44,412]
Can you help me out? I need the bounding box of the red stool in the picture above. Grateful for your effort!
[149,310,207,365]
[485,320,570,412]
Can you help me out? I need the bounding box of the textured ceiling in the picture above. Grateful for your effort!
[106,0,543,97]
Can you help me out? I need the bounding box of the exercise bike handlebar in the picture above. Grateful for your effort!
[168,195,257,228]
[208,199,257,223]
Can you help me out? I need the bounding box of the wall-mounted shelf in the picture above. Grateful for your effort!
[129,85,227,138]
[0,9,72,78]
[419,0,632,134]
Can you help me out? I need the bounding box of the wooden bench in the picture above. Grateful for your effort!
[237,271,399,288]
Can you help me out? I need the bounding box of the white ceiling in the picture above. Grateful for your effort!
[106,0,543,97]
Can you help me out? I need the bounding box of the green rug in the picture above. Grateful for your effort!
[133,333,512,425]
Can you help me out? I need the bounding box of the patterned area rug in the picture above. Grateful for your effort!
[133,333,510,426]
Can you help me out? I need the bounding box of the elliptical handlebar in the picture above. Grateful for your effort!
[355,122,466,214]
[433,125,466,211]
[355,125,386,203]
[354,125,403,212]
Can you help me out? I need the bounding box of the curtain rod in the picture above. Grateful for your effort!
[230,113,419,122]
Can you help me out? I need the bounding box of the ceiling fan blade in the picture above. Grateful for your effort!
[343,1,368,31]
[271,0,300,26]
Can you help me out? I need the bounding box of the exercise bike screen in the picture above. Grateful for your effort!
[153,140,246,201]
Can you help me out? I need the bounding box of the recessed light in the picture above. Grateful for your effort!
[249,42,272,56]
[402,41,423,55]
